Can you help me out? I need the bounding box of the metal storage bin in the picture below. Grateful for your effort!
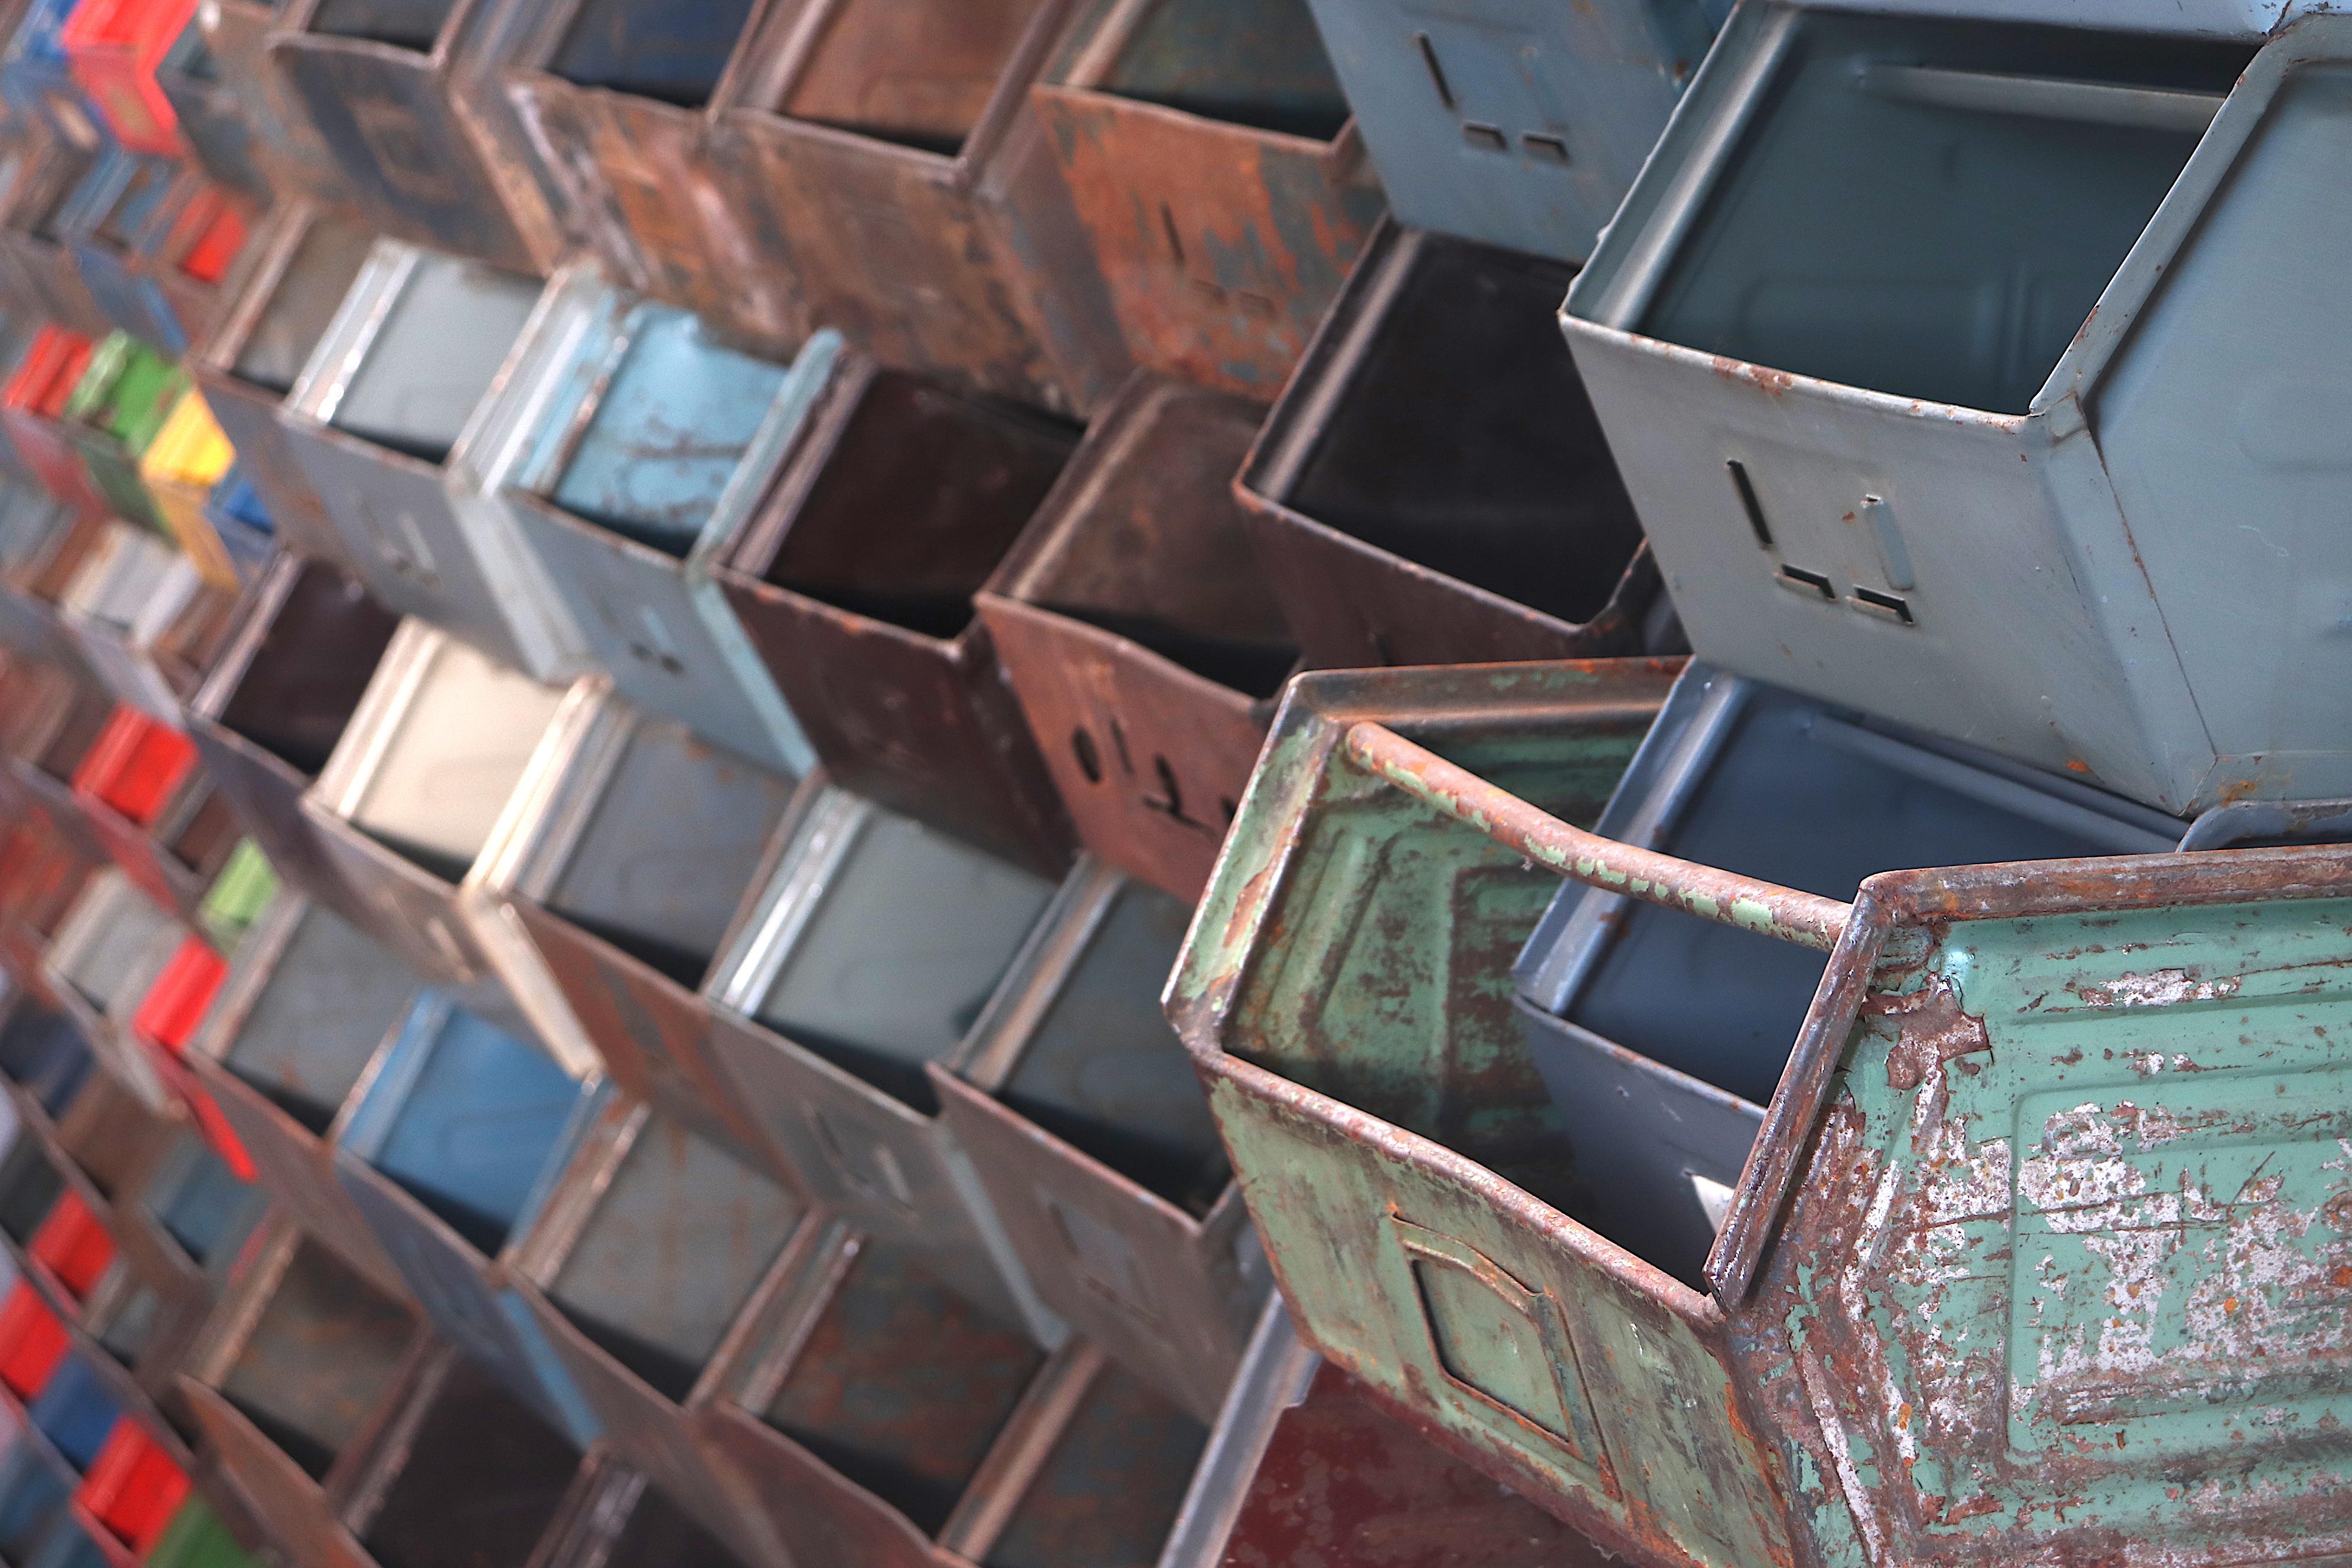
[716,355,1078,874]
[189,0,354,206]
[58,331,179,529]
[73,1417,188,1555]
[980,373,1292,902]
[531,1456,754,1568]
[55,521,237,722]
[302,619,572,985]
[0,1415,76,1562]
[1303,0,1724,262]
[41,865,183,1111]
[128,1129,263,1302]
[136,386,239,592]
[0,138,110,342]
[1027,0,1383,396]
[0,1001,94,1121]
[1561,2,2352,816]
[331,991,602,1444]
[58,0,198,156]
[0,1283,70,1400]
[466,687,795,1108]
[143,1494,264,1568]
[188,200,380,569]
[57,153,184,350]
[1239,223,1658,667]
[21,1513,112,1568]
[707,0,1128,415]
[262,0,572,271]
[490,0,801,345]
[703,782,1063,1337]
[192,839,275,952]
[26,1353,119,1468]
[279,243,583,677]
[0,328,106,521]
[484,299,828,775]
[151,15,272,196]
[196,468,275,587]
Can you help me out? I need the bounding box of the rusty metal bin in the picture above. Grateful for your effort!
[279,242,584,677]
[490,0,799,345]
[980,372,1291,903]
[1302,0,1723,263]
[707,0,1128,415]
[190,0,355,206]
[530,1455,755,1568]
[1561,4,2352,815]
[0,328,104,524]
[57,152,185,350]
[301,619,573,985]
[150,15,272,196]
[0,1414,77,1563]
[1240,223,1658,668]
[41,865,182,1110]
[330,991,603,1445]
[262,0,572,272]
[466,685,796,1109]
[129,1130,263,1299]
[188,200,380,570]
[1027,0,1383,397]
[716,356,1078,873]
[0,138,111,342]
[55,520,237,723]
[484,298,829,775]
[704,781,1063,1336]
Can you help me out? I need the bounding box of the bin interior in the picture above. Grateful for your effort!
[324,257,538,466]
[27,149,94,245]
[1275,236,1645,626]
[32,691,112,785]
[339,638,566,884]
[98,921,181,1020]
[0,1005,93,1118]
[357,1358,580,1568]
[30,1515,111,1568]
[542,1112,801,1403]
[226,214,377,397]
[0,1140,60,1246]
[218,1239,414,1481]
[305,0,457,50]
[761,1240,1045,1537]
[221,905,418,1133]
[979,1360,1206,1568]
[538,719,792,987]
[89,1279,161,1366]
[540,309,785,559]
[215,563,400,778]
[139,1132,263,1270]
[28,1355,119,1469]
[358,1000,583,1256]
[745,796,1057,1112]
[760,375,1074,640]
[0,1440,70,1557]
[602,1476,744,1568]
[778,0,1053,155]
[164,792,239,878]
[90,159,172,254]
[995,879,1228,1213]
[544,0,757,108]
[1635,14,2252,414]
[1083,0,1347,141]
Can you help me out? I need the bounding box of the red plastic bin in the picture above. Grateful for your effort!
[27,1191,115,1302]
[0,1284,70,1397]
[76,1419,190,1555]
[60,0,199,156]
[71,708,198,829]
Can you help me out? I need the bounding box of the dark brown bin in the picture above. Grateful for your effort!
[1237,223,1661,667]
[718,355,1079,874]
[707,0,1127,415]
[980,372,1289,901]
[1025,0,1383,397]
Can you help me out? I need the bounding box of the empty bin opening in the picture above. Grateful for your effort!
[166,793,240,878]
[605,1477,746,1568]
[545,1116,801,1403]
[544,311,788,560]
[546,0,757,108]
[220,1240,414,1481]
[543,727,792,987]
[216,564,400,777]
[998,881,1230,1213]
[0,1144,61,1245]
[1089,0,1349,142]
[749,800,1058,1113]
[326,258,539,466]
[142,1136,262,1267]
[28,153,96,245]
[0,1006,93,1116]
[982,1363,1207,1568]
[364,1004,583,1256]
[1280,237,1646,626]
[91,1285,161,1368]
[227,217,378,397]
[762,1241,1044,1537]
[224,908,420,1134]
[780,0,1053,155]
[94,161,172,253]
[765,374,1075,639]
[35,696,112,784]
[1636,14,2253,414]
[306,0,459,50]
[358,1358,580,1568]
[161,18,217,84]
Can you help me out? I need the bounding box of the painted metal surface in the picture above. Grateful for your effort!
[60,331,179,531]
[1028,0,1384,396]
[136,388,237,590]
[707,0,1131,416]
[704,780,1064,1338]
[58,0,198,155]
[152,15,273,196]
[1302,0,1725,262]
[1563,5,2352,815]
[193,838,276,952]
[1239,223,1659,668]
[717,351,1079,876]
[0,136,113,342]
[981,372,1289,904]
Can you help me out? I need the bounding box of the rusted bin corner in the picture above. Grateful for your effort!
[262,0,572,271]
[194,0,357,206]
[152,12,274,197]
[717,355,1079,876]
[0,139,113,342]
[467,690,796,1139]
[1027,0,1384,397]
[703,780,1066,1337]
[1239,223,1660,668]
[981,372,1290,903]
[491,0,803,347]
[708,0,1129,414]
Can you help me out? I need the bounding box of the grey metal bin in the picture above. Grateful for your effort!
[1562,1,2352,815]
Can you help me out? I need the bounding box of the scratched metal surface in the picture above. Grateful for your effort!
[217,1240,416,1482]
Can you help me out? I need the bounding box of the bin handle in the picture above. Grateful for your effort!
[1345,721,1853,953]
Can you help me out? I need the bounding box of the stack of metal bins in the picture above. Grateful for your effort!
[0,0,2337,1564]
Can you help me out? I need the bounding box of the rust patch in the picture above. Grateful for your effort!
[1873,975,1992,1092]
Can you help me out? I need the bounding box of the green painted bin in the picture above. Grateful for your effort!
[59,334,185,534]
